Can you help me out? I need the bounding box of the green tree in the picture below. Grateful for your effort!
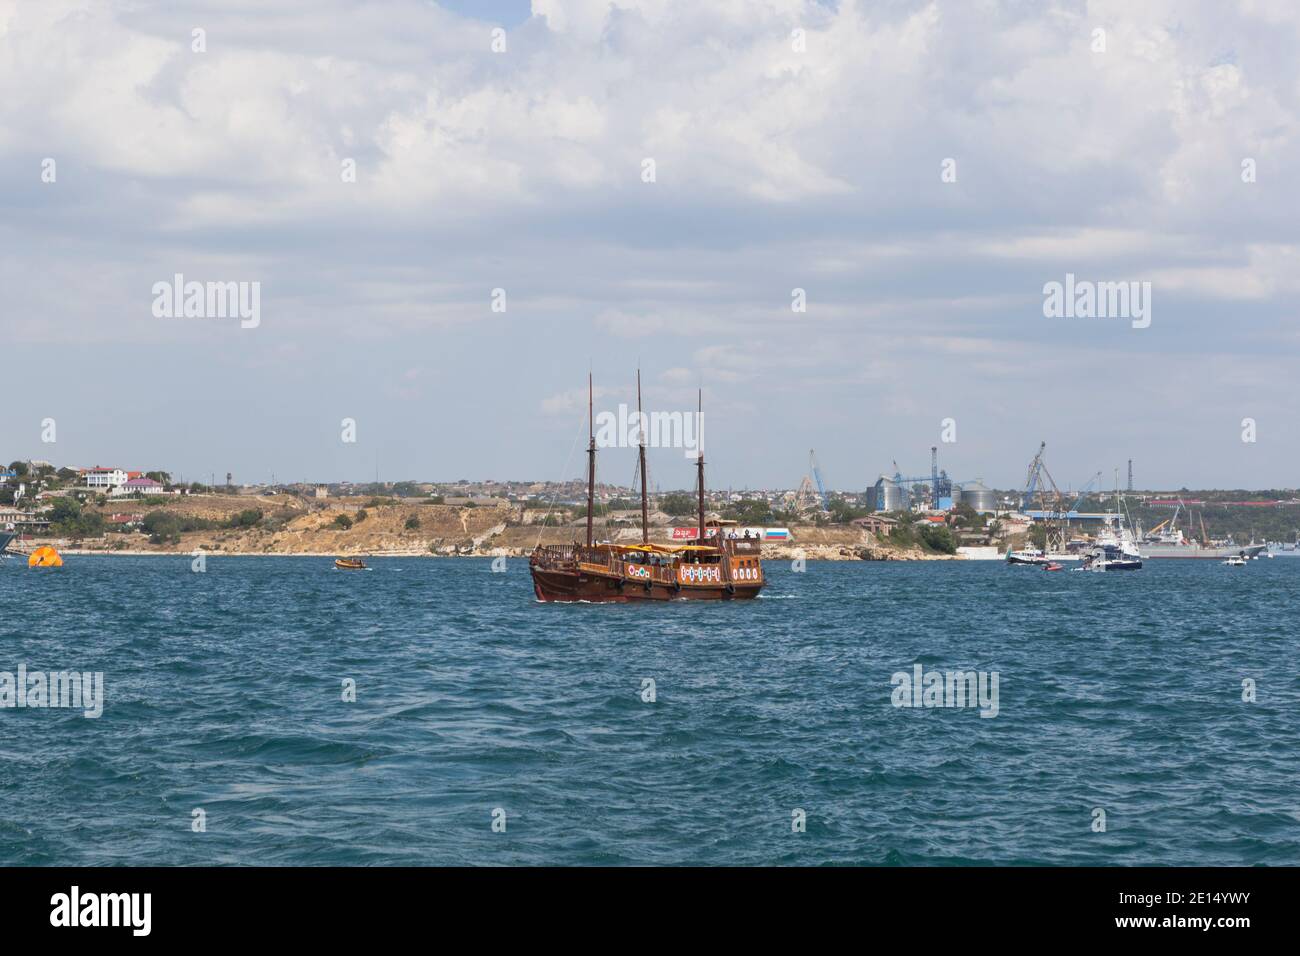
[49,497,83,523]
[50,498,107,539]
[225,509,263,529]
[826,499,872,524]
[70,512,106,539]
[724,499,776,525]
[141,511,181,543]
[659,493,696,516]
[919,525,957,554]
[887,511,919,546]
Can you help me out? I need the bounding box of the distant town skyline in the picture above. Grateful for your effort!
[3,1,1298,490]
[7,457,1297,500]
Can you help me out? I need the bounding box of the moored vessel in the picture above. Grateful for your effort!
[1078,539,1142,572]
[1140,539,1266,560]
[1076,484,1142,571]
[530,373,764,602]
[1139,502,1264,559]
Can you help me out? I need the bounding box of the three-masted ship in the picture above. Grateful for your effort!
[529,374,765,602]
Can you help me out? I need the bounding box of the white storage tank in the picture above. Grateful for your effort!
[959,481,997,514]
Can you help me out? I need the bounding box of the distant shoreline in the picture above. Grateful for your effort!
[17,546,960,561]
[7,495,963,561]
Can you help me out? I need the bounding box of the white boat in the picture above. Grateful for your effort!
[1222,555,1247,567]
[1006,547,1081,565]
[1078,543,1143,572]
[1076,485,1143,571]
[1006,547,1047,565]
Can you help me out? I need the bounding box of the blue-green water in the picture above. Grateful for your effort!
[1,555,1296,866]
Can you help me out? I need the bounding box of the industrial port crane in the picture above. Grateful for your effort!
[793,449,831,513]
[1020,441,1068,552]
[1064,471,1104,516]
[809,449,830,512]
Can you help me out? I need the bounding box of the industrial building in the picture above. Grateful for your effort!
[868,475,998,515]
[868,444,997,514]
[866,446,989,514]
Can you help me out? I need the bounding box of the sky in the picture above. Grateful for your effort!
[1,0,1298,492]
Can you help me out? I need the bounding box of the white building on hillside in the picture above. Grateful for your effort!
[80,467,130,489]
[111,477,167,497]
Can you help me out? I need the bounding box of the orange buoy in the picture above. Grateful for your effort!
[28,546,63,568]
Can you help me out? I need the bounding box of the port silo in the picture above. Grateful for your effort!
[959,481,997,514]
[868,476,906,512]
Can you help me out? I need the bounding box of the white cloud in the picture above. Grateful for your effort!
[2,0,1299,486]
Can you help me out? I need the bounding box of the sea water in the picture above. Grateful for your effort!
[1,556,1296,865]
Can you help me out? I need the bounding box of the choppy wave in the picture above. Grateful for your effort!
[0,555,1296,865]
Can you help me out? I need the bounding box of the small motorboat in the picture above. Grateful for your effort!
[334,557,367,570]
[1222,555,1247,567]
[1043,562,1064,572]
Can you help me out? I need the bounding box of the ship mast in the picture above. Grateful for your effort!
[586,373,595,548]
[638,369,649,545]
[696,387,705,547]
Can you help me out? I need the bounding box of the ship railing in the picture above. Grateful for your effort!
[616,559,678,585]
[532,545,580,568]
[575,547,614,567]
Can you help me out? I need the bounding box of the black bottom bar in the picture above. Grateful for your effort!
[0,866,1288,940]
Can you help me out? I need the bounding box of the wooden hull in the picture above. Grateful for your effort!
[530,566,762,602]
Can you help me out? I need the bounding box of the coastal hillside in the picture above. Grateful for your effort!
[31,495,954,560]
[76,495,517,555]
